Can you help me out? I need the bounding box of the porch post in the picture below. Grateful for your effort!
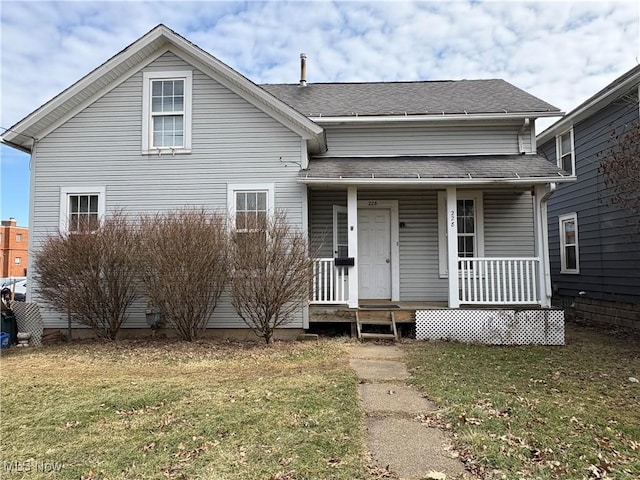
[446,187,460,308]
[533,184,551,307]
[347,186,359,308]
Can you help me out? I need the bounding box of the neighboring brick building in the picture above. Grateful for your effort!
[1,218,29,277]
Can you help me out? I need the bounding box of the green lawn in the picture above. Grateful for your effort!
[404,324,640,480]
[0,339,367,480]
[3,324,638,480]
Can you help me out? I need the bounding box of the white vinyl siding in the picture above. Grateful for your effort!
[30,52,305,330]
[555,127,575,175]
[559,213,579,274]
[317,122,532,157]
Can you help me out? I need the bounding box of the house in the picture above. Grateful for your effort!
[1,25,574,342]
[537,65,640,331]
[0,218,28,278]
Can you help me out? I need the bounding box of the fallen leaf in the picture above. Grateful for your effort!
[424,471,447,479]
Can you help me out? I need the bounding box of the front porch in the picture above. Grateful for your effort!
[311,256,545,307]
[308,183,553,308]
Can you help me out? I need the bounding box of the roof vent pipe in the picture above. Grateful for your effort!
[300,53,307,87]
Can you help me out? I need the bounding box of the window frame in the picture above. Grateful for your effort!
[332,205,348,258]
[14,257,21,265]
[555,127,575,176]
[16,233,23,242]
[227,183,275,232]
[438,191,485,277]
[59,186,106,233]
[559,212,580,274]
[142,70,193,154]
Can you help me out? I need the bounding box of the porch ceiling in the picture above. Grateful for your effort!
[299,154,574,186]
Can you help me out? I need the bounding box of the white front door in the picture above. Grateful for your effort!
[358,208,391,299]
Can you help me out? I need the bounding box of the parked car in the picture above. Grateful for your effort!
[0,278,26,302]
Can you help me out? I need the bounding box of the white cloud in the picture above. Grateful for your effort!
[1,1,638,128]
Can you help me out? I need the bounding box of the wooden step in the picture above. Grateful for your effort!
[359,332,397,339]
[359,318,394,325]
[356,311,398,342]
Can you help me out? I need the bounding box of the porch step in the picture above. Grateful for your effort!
[356,310,398,342]
[359,332,398,340]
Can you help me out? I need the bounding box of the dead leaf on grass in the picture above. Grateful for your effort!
[366,463,396,478]
[424,471,447,479]
[269,471,297,480]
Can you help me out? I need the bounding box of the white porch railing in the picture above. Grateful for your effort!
[311,258,349,304]
[458,257,540,305]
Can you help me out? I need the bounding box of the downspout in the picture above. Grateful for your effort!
[540,182,557,306]
[517,118,530,154]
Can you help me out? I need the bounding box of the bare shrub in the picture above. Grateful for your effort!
[34,213,140,340]
[600,121,640,230]
[229,211,315,344]
[138,210,229,341]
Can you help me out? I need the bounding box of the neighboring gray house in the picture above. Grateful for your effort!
[2,25,573,340]
[537,65,640,330]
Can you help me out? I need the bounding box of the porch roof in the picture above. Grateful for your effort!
[299,154,575,186]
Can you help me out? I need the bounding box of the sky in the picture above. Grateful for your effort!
[1,0,639,227]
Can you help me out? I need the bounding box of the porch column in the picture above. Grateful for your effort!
[347,186,359,308]
[533,184,551,307]
[446,187,460,308]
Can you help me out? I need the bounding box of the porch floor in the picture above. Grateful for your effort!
[309,301,448,324]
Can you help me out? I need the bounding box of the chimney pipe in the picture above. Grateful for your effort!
[300,53,307,87]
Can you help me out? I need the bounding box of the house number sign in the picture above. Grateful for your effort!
[450,210,456,228]
[368,201,378,206]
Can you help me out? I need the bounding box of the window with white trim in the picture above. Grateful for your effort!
[227,183,274,241]
[559,212,579,274]
[142,71,192,153]
[333,205,348,258]
[16,233,23,242]
[556,128,575,175]
[60,187,106,233]
[438,192,485,276]
[14,257,21,265]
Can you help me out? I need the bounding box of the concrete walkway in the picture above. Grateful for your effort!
[350,344,466,480]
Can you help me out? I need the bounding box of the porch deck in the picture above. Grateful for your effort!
[309,301,448,324]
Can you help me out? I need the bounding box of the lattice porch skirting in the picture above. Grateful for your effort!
[415,309,564,345]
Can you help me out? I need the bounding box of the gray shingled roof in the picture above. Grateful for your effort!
[300,155,570,182]
[261,81,560,117]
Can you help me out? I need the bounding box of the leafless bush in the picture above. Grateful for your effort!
[229,211,315,344]
[600,121,640,230]
[138,210,229,341]
[34,213,140,340]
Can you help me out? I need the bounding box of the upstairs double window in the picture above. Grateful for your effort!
[142,71,192,153]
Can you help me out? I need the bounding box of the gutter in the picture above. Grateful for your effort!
[297,175,576,186]
[0,138,32,154]
[539,183,557,304]
[311,111,563,125]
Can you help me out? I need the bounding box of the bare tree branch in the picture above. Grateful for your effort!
[600,121,640,231]
[34,212,140,340]
[137,210,230,341]
[229,211,316,344]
